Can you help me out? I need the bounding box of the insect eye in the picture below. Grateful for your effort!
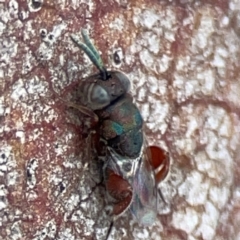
[90,85,110,108]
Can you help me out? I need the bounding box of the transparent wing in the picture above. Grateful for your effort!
[130,149,158,226]
[104,146,159,226]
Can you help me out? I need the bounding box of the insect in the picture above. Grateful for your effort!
[70,29,170,238]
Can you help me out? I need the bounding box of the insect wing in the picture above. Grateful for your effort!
[130,150,158,226]
[104,147,140,184]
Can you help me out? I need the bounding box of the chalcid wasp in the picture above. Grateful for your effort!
[70,29,170,239]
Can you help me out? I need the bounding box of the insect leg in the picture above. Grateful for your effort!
[62,99,99,124]
[105,221,114,240]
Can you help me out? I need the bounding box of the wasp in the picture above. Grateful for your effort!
[70,29,170,238]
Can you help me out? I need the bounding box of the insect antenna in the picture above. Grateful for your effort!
[81,29,103,67]
[70,30,109,80]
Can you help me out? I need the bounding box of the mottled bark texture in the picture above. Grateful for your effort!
[0,0,240,239]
